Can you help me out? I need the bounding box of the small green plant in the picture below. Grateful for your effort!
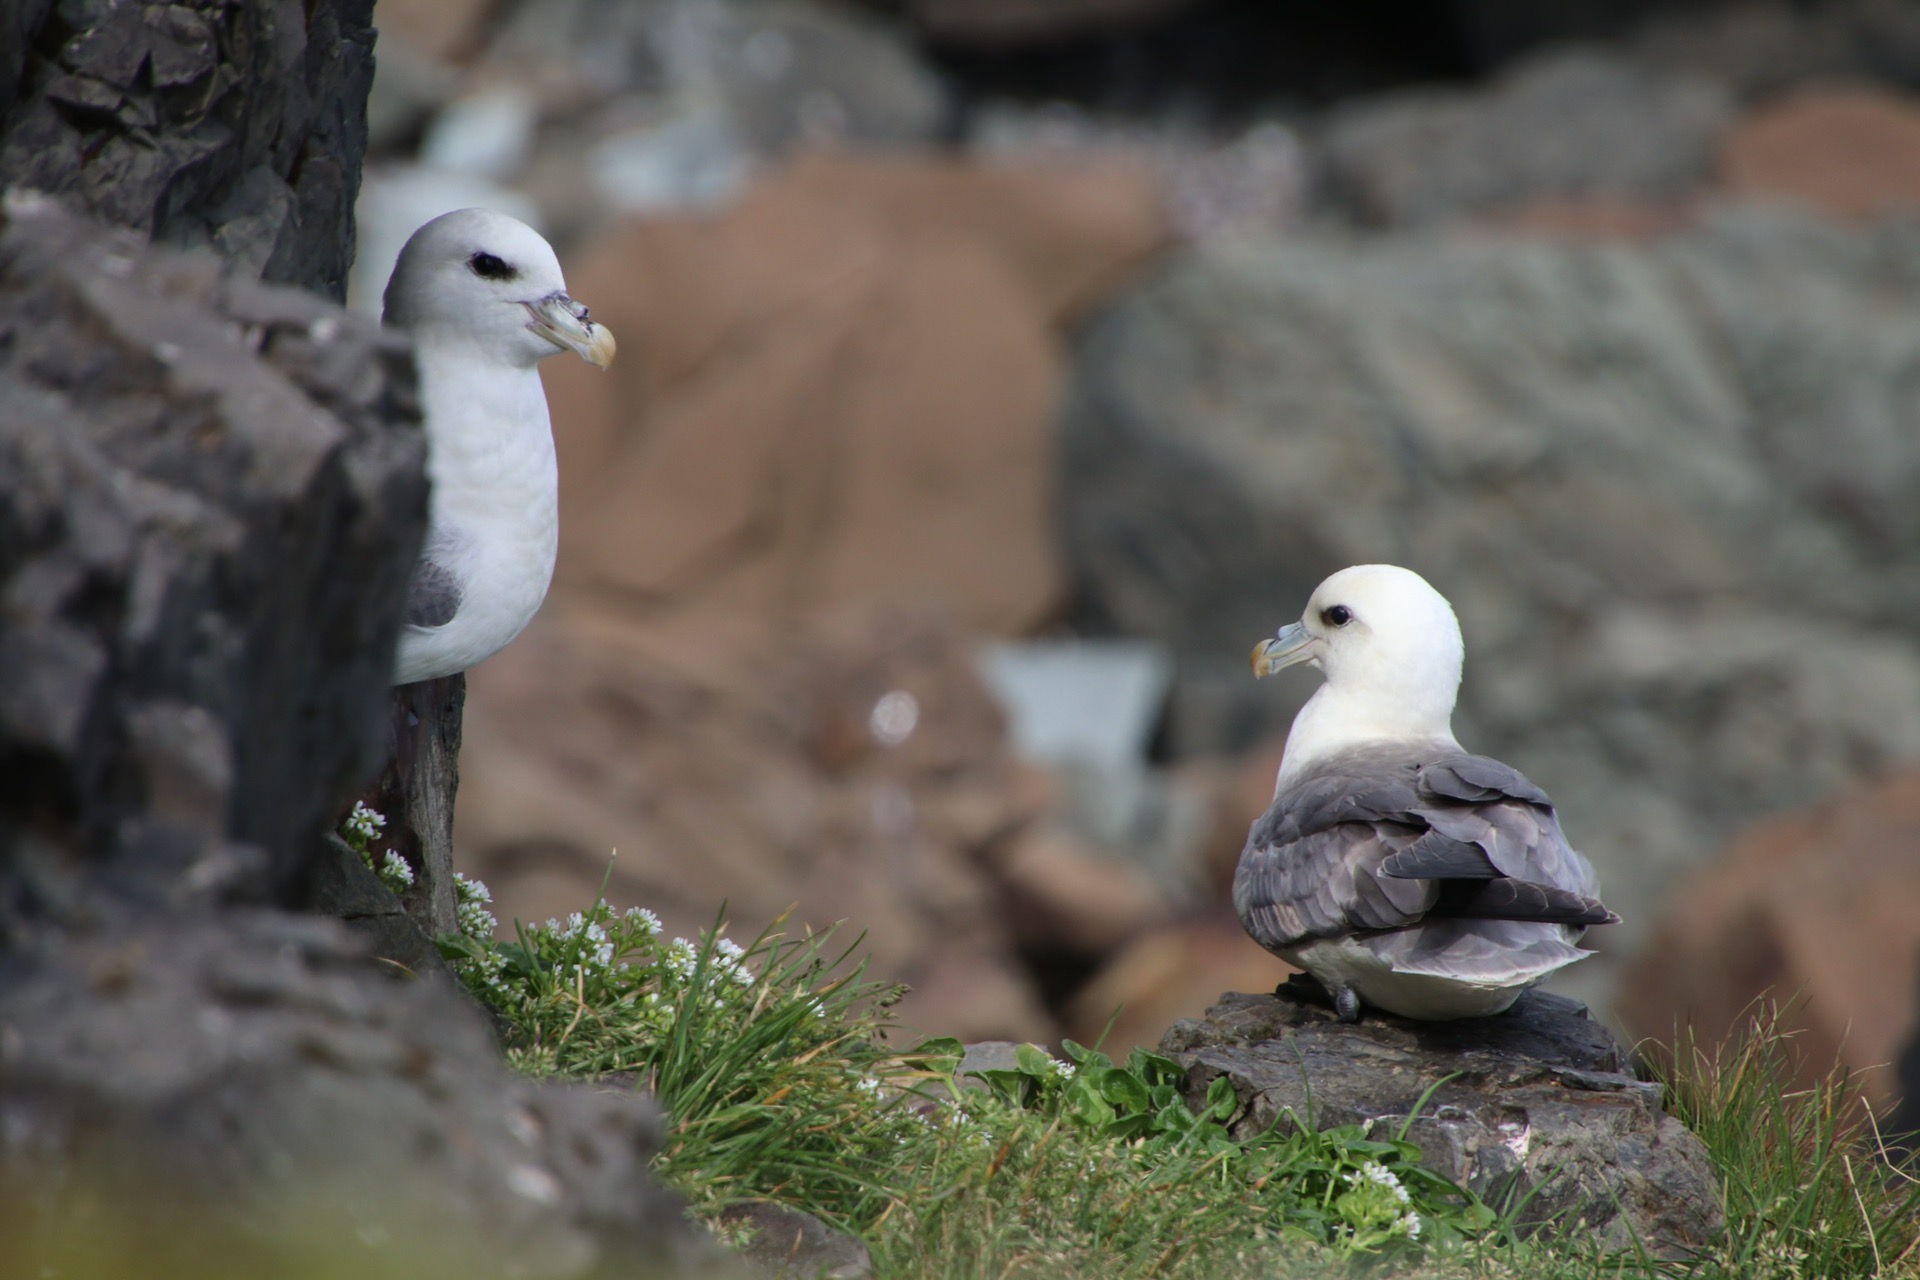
[932,1036,1492,1259]
[338,802,414,897]
[433,882,939,1226]
[436,872,1920,1280]
[1652,1003,1920,1280]
[434,871,1500,1272]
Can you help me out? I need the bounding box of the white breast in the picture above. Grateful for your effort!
[392,347,559,686]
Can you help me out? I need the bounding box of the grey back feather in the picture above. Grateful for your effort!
[1233,743,1610,966]
[404,558,463,629]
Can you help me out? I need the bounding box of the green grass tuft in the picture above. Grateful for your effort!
[444,872,1920,1280]
[1651,1003,1920,1279]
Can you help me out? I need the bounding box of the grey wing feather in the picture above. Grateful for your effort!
[405,558,463,629]
[1233,744,1614,961]
[1379,832,1499,880]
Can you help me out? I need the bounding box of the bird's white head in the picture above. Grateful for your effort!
[382,208,615,372]
[1254,564,1465,772]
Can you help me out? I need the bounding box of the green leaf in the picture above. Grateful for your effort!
[1064,1076,1116,1129]
[1060,1039,1113,1071]
[976,1068,1037,1108]
[1013,1043,1057,1079]
[1126,1047,1187,1084]
[903,1036,965,1073]
[1097,1068,1151,1113]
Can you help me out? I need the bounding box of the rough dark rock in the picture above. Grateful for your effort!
[720,1200,874,1280]
[1059,204,1920,1009]
[1318,48,1731,228]
[308,832,451,979]
[0,0,376,299]
[1161,981,1724,1256]
[0,910,729,1278]
[0,192,425,924]
[0,197,716,1274]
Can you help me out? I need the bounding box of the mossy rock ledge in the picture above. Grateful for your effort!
[1160,978,1724,1257]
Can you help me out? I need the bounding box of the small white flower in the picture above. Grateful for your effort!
[710,937,755,986]
[579,922,613,968]
[1352,1162,1411,1204]
[623,906,662,936]
[1396,1211,1422,1240]
[664,938,700,979]
[344,802,387,842]
[378,850,414,887]
[458,903,497,939]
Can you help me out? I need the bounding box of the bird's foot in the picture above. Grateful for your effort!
[1333,987,1362,1023]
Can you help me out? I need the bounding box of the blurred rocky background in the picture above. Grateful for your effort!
[350,0,1920,1117]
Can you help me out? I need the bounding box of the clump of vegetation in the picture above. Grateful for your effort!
[341,802,1920,1280]
[340,800,415,896]
[1652,1006,1920,1280]
[424,858,1499,1275]
[437,886,930,1226]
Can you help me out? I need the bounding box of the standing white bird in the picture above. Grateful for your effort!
[1234,565,1617,1022]
[382,209,614,686]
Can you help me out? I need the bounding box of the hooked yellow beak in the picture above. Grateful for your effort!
[1251,622,1317,678]
[525,293,616,369]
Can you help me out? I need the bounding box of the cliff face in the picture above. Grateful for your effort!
[0,0,376,300]
[0,194,424,918]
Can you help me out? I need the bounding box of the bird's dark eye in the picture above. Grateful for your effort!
[467,251,516,281]
[1322,604,1354,627]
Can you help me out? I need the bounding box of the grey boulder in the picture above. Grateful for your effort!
[1060,204,1920,1009]
[1161,981,1723,1257]
[0,910,732,1278]
[0,191,424,919]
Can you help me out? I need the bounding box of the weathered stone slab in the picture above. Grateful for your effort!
[0,0,375,299]
[0,192,424,922]
[0,910,732,1277]
[1161,980,1723,1256]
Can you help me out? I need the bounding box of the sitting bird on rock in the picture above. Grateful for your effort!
[1235,564,1617,1021]
[382,209,614,686]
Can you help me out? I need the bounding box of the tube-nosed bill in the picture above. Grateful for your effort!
[1251,621,1318,678]
[524,292,616,369]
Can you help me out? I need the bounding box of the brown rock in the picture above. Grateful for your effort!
[539,151,1169,638]
[987,824,1169,955]
[1487,196,1698,240]
[455,603,1056,1044]
[460,153,1167,1044]
[1616,768,1920,1111]
[1181,739,1287,895]
[1066,911,1288,1058]
[1720,85,1920,221]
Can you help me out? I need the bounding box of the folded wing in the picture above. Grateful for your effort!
[1233,744,1615,981]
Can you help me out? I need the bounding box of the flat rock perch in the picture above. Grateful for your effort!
[1160,980,1723,1257]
